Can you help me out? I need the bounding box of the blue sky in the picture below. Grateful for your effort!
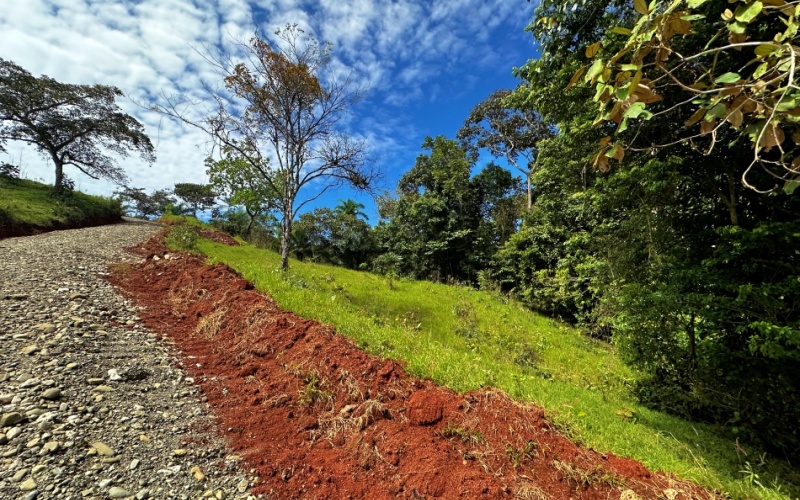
[0,0,537,220]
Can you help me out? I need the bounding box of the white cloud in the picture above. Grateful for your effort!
[0,0,534,199]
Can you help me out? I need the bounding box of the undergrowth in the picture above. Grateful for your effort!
[195,238,800,500]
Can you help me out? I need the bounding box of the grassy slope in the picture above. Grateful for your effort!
[195,237,799,500]
[0,177,122,238]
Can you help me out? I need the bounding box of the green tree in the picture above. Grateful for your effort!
[0,58,155,191]
[510,0,800,456]
[379,137,521,283]
[291,207,374,269]
[206,150,277,236]
[155,25,378,270]
[561,0,800,191]
[458,89,552,209]
[173,183,216,218]
[116,186,175,219]
[334,199,368,220]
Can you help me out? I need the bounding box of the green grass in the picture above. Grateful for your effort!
[196,238,799,500]
[0,177,122,237]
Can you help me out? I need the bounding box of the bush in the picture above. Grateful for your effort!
[165,225,198,252]
[0,163,20,179]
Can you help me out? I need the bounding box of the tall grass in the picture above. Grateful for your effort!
[198,239,799,500]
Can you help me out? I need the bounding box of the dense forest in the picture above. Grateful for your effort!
[3,0,798,463]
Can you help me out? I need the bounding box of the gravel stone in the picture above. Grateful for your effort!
[0,222,257,499]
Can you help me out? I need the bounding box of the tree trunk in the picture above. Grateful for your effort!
[53,159,64,192]
[726,171,739,226]
[280,208,293,271]
[526,172,532,211]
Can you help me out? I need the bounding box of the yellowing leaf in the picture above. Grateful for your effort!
[634,0,649,15]
[754,43,781,57]
[586,41,602,58]
[685,108,707,127]
[722,9,734,21]
[567,67,585,89]
[760,123,785,151]
[611,27,633,35]
[727,108,744,128]
[606,144,625,161]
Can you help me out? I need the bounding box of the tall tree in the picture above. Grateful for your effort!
[458,89,552,209]
[155,25,378,270]
[173,183,216,218]
[0,59,155,191]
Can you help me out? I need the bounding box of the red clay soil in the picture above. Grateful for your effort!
[109,233,718,500]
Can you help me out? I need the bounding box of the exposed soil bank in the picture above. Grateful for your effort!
[109,233,718,500]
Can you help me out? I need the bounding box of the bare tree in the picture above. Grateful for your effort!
[153,25,378,270]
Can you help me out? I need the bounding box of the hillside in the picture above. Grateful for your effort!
[114,222,800,499]
[0,177,122,239]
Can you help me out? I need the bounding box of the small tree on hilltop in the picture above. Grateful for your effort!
[173,182,216,219]
[0,58,155,192]
[116,186,176,219]
[155,25,378,270]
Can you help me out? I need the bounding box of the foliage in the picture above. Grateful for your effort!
[115,186,175,219]
[197,237,800,500]
[0,58,155,191]
[561,0,800,191]
[292,200,375,269]
[377,136,522,283]
[173,183,216,219]
[165,224,199,252]
[154,24,377,270]
[0,162,19,180]
[511,0,800,462]
[210,207,280,249]
[206,149,277,236]
[458,89,552,209]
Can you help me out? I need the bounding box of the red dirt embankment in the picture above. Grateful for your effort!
[109,233,717,500]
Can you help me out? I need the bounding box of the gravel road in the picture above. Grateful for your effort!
[0,222,258,500]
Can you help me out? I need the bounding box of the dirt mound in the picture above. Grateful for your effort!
[109,235,718,500]
[197,227,240,246]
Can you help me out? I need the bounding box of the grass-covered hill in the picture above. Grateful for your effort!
[0,177,122,239]
[160,219,799,500]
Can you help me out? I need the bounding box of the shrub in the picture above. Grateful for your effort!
[166,224,198,252]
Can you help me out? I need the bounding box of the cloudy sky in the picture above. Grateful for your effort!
[0,0,536,217]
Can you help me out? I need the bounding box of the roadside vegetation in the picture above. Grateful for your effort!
[0,175,121,238]
[189,232,799,500]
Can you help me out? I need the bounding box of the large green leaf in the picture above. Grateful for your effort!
[734,1,763,23]
[715,72,741,84]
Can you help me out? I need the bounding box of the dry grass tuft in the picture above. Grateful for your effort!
[312,399,389,443]
[514,482,550,500]
[196,307,227,339]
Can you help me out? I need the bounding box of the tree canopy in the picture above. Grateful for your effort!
[0,58,155,191]
[173,182,216,218]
